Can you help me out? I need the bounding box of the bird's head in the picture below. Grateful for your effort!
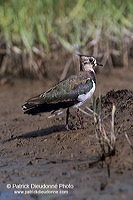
[76,54,103,72]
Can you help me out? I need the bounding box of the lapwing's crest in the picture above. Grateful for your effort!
[22,54,103,130]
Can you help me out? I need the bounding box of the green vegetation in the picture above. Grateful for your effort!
[0,0,133,77]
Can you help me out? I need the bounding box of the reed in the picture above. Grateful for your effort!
[0,0,133,77]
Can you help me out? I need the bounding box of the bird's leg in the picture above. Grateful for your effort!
[77,108,84,129]
[65,108,70,130]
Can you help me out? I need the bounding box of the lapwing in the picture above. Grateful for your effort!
[22,54,103,130]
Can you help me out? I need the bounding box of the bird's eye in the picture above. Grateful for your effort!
[89,58,93,62]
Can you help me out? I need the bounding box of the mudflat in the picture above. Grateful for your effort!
[0,68,133,200]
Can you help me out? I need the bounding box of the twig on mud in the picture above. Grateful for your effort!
[78,107,92,117]
[86,106,98,116]
[125,132,133,149]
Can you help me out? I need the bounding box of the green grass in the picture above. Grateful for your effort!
[0,0,133,77]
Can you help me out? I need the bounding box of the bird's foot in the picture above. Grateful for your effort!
[81,123,84,129]
[65,124,70,131]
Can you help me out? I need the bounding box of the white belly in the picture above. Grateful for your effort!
[74,81,95,108]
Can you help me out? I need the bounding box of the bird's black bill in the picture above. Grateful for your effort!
[96,62,103,66]
[74,53,91,57]
[74,53,82,57]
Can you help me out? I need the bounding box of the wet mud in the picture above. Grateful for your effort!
[0,68,133,200]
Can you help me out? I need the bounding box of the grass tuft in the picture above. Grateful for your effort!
[93,98,116,159]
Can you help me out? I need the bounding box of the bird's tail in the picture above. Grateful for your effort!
[22,103,43,115]
[22,101,74,115]
[22,102,64,117]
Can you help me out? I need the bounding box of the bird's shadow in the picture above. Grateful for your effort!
[3,125,66,143]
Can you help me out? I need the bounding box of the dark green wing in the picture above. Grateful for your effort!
[27,72,93,104]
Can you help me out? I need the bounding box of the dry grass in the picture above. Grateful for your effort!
[80,97,116,159]
[93,99,116,160]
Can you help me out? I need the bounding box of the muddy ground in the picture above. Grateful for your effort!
[0,67,133,200]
